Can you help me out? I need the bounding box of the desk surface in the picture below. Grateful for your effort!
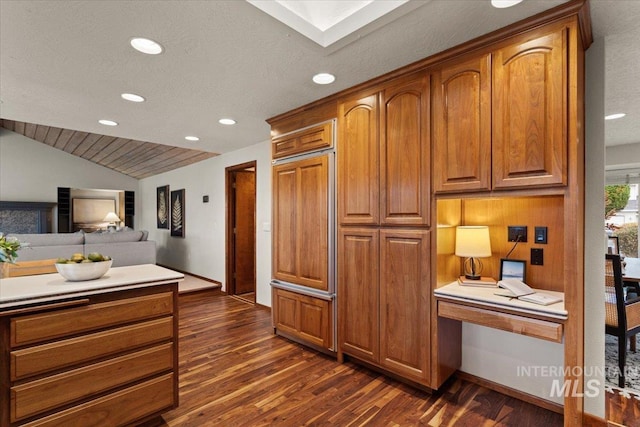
[623,257,640,282]
[434,281,567,320]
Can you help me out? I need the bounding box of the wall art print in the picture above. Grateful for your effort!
[156,185,169,229]
[170,189,185,237]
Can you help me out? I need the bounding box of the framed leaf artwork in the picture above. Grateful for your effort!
[170,189,185,237]
[157,185,169,229]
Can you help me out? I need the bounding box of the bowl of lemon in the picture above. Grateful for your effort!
[55,252,113,281]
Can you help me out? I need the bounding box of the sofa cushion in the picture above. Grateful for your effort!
[9,233,85,246]
[84,230,144,244]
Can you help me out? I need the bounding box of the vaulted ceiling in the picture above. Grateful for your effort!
[0,119,217,179]
[1,0,638,180]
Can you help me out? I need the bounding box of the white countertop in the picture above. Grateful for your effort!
[0,264,184,309]
[434,281,568,320]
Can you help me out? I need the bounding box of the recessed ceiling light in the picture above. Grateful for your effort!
[130,37,163,55]
[313,73,336,85]
[491,0,524,8]
[219,118,236,125]
[605,113,626,120]
[185,136,200,141]
[98,119,118,126]
[121,93,145,102]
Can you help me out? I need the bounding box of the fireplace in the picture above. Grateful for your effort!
[0,202,56,234]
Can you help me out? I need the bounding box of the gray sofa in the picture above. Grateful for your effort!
[8,230,156,267]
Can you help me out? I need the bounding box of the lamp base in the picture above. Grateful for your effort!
[464,273,481,280]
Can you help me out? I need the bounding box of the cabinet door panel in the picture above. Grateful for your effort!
[272,155,329,290]
[338,228,379,362]
[493,29,567,189]
[433,54,492,193]
[272,164,298,283]
[297,156,329,290]
[299,296,332,349]
[379,229,430,382]
[380,74,430,225]
[338,95,379,225]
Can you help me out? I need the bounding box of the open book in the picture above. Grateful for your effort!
[495,278,563,306]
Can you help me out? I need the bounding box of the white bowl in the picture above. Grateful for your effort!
[55,260,113,281]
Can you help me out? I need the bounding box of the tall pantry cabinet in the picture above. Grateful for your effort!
[337,72,432,385]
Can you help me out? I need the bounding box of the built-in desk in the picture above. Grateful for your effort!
[434,282,567,343]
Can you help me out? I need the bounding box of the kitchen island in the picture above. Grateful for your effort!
[0,264,183,427]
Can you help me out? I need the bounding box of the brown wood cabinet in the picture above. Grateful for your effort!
[272,154,329,291]
[339,229,431,383]
[379,229,430,383]
[493,26,567,189]
[338,73,430,226]
[338,94,379,225]
[433,53,492,193]
[272,287,332,350]
[0,285,178,427]
[337,72,431,385]
[433,25,568,193]
[338,228,379,363]
[272,121,333,159]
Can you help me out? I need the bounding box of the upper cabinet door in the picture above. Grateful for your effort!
[492,28,567,189]
[433,54,491,193]
[338,94,380,225]
[380,74,431,225]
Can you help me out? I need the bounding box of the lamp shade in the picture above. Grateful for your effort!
[455,226,492,258]
[103,212,121,223]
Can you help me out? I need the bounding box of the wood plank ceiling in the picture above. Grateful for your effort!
[0,119,219,179]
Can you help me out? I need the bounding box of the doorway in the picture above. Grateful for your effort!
[226,161,257,303]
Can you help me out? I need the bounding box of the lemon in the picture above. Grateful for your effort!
[87,252,104,262]
[70,253,85,262]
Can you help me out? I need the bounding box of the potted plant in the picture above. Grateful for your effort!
[0,234,25,278]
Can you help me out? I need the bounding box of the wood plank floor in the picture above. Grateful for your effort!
[155,291,563,426]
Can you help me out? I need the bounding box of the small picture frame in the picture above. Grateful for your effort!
[156,185,169,229]
[499,259,526,282]
[170,189,185,238]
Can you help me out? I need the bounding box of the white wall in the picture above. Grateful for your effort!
[138,140,272,307]
[0,129,138,228]
[584,37,606,418]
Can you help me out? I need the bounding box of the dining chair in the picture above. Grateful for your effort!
[605,254,640,387]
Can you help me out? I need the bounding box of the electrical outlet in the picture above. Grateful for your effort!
[508,226,528,242]
[534,226,547,244]
[531,248,544,265]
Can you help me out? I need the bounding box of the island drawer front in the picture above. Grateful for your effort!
[11,292,174,347]
[11,316,174,381]
[437,301,563,343]
[20,373,175,427]
[11,343,174,422]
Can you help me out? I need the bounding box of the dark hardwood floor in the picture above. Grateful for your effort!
[156,292,563,426]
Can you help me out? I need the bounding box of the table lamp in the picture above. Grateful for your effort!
[455,226,492,280]
[103,212,120,231]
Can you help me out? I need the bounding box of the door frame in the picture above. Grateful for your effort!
[225,161,257,296]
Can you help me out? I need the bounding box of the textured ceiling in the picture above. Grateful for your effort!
[0,0,638,179]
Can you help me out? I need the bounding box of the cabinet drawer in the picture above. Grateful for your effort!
[272,121,333,159]
[11,317,174,381]
[21,373,175,427]
[438,301,563,342]
[11,292,174,347]
[273,288,332,350]
[11,343,174,422]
